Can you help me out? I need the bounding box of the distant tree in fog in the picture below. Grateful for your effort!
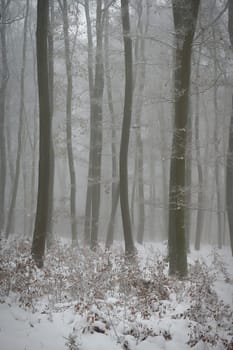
[226,0,233,256]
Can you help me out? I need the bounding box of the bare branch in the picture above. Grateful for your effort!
[195,0,229,40]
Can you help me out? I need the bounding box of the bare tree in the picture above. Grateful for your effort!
[120,0,135,256]
[168,0,200,277]
[194,34,205,251]
[83,0,105,250]
[104,1,119,248]
[5,0,29,238]
[59,0,78,244]
[83,0,94,245]
[134,0,150,244]
[226,0,233,256]
[0,0,10,233]
[47,0,55,247]
[31,0,52,267]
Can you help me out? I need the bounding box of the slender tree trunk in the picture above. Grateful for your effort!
[104,3,119,248]
[0,0,9,234]
[90,0,104,250]
[120,0,135,256]
[47,0,55,248]
[226,97,233,256]
[168,0,200,277]
[83,0,94,245]
[194,39,205,250]
[185,111,192,251]
[60,0,78,244]
[5,0,29,238]
[212,29,223,249]
[29,24,38,237]
[31,0,52,267]
[106,184,120,248]
[135,1,150,244]
[226,1,233,256]
[6,94,15,233]
[158,103,168,238]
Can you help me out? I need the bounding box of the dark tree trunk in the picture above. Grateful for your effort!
[168,0,200,277]
[120,0,135,256]
[31,0,52,267]
[226,0,233,256]
[5,0,29,238]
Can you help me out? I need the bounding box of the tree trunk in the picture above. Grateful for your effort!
[194,39,205,251]
[31,0,52,267]
[5,0,29,238]
[0,0,9,234]
[60,0,78,244]
[212,29,223,249]
[168,0,200,277]
[29,23,38,237]
[134,0,149,244]
[226,0,233,256]
[90,0,104,250]
[185,111,192,252]
[47,0,55,248]
[83,0,94,245]
[120,0,135,256]
[104,3,119,248]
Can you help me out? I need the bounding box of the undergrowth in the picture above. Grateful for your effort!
[0,237,232,349]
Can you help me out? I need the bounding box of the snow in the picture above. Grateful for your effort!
[0,240,232,350]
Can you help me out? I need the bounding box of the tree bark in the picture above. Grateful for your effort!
[134,0,149,244]
[104,2,119,248]
[31,0,52,267]
[226,0,233,256]
[47,0,55,248]
[120,0,135,256]
[168,0,200,277]
[90,0,104,250]
[194,38,205,251]
[5,0,29,238]
[0,0,9,234]
[60,0,78,244]
[83,0,94,245]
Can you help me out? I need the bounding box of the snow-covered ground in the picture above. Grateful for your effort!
[0,239,232,350]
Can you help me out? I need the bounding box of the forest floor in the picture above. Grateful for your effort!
[0,238,232,350]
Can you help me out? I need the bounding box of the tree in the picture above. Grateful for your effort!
[83,0,105,250]
[83,0,94,246]
[31,0,52,267]
[133,0,150,244]
[194,33,205,251]
[47,0,55,248]
[104,1,119,249]
[5,0,29,238]
[226,0,233,256]
[120,0,135,256]
[0,0,10,234]
[168,0,200,277]
[59,0,78,244]
[90,0,105,250]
